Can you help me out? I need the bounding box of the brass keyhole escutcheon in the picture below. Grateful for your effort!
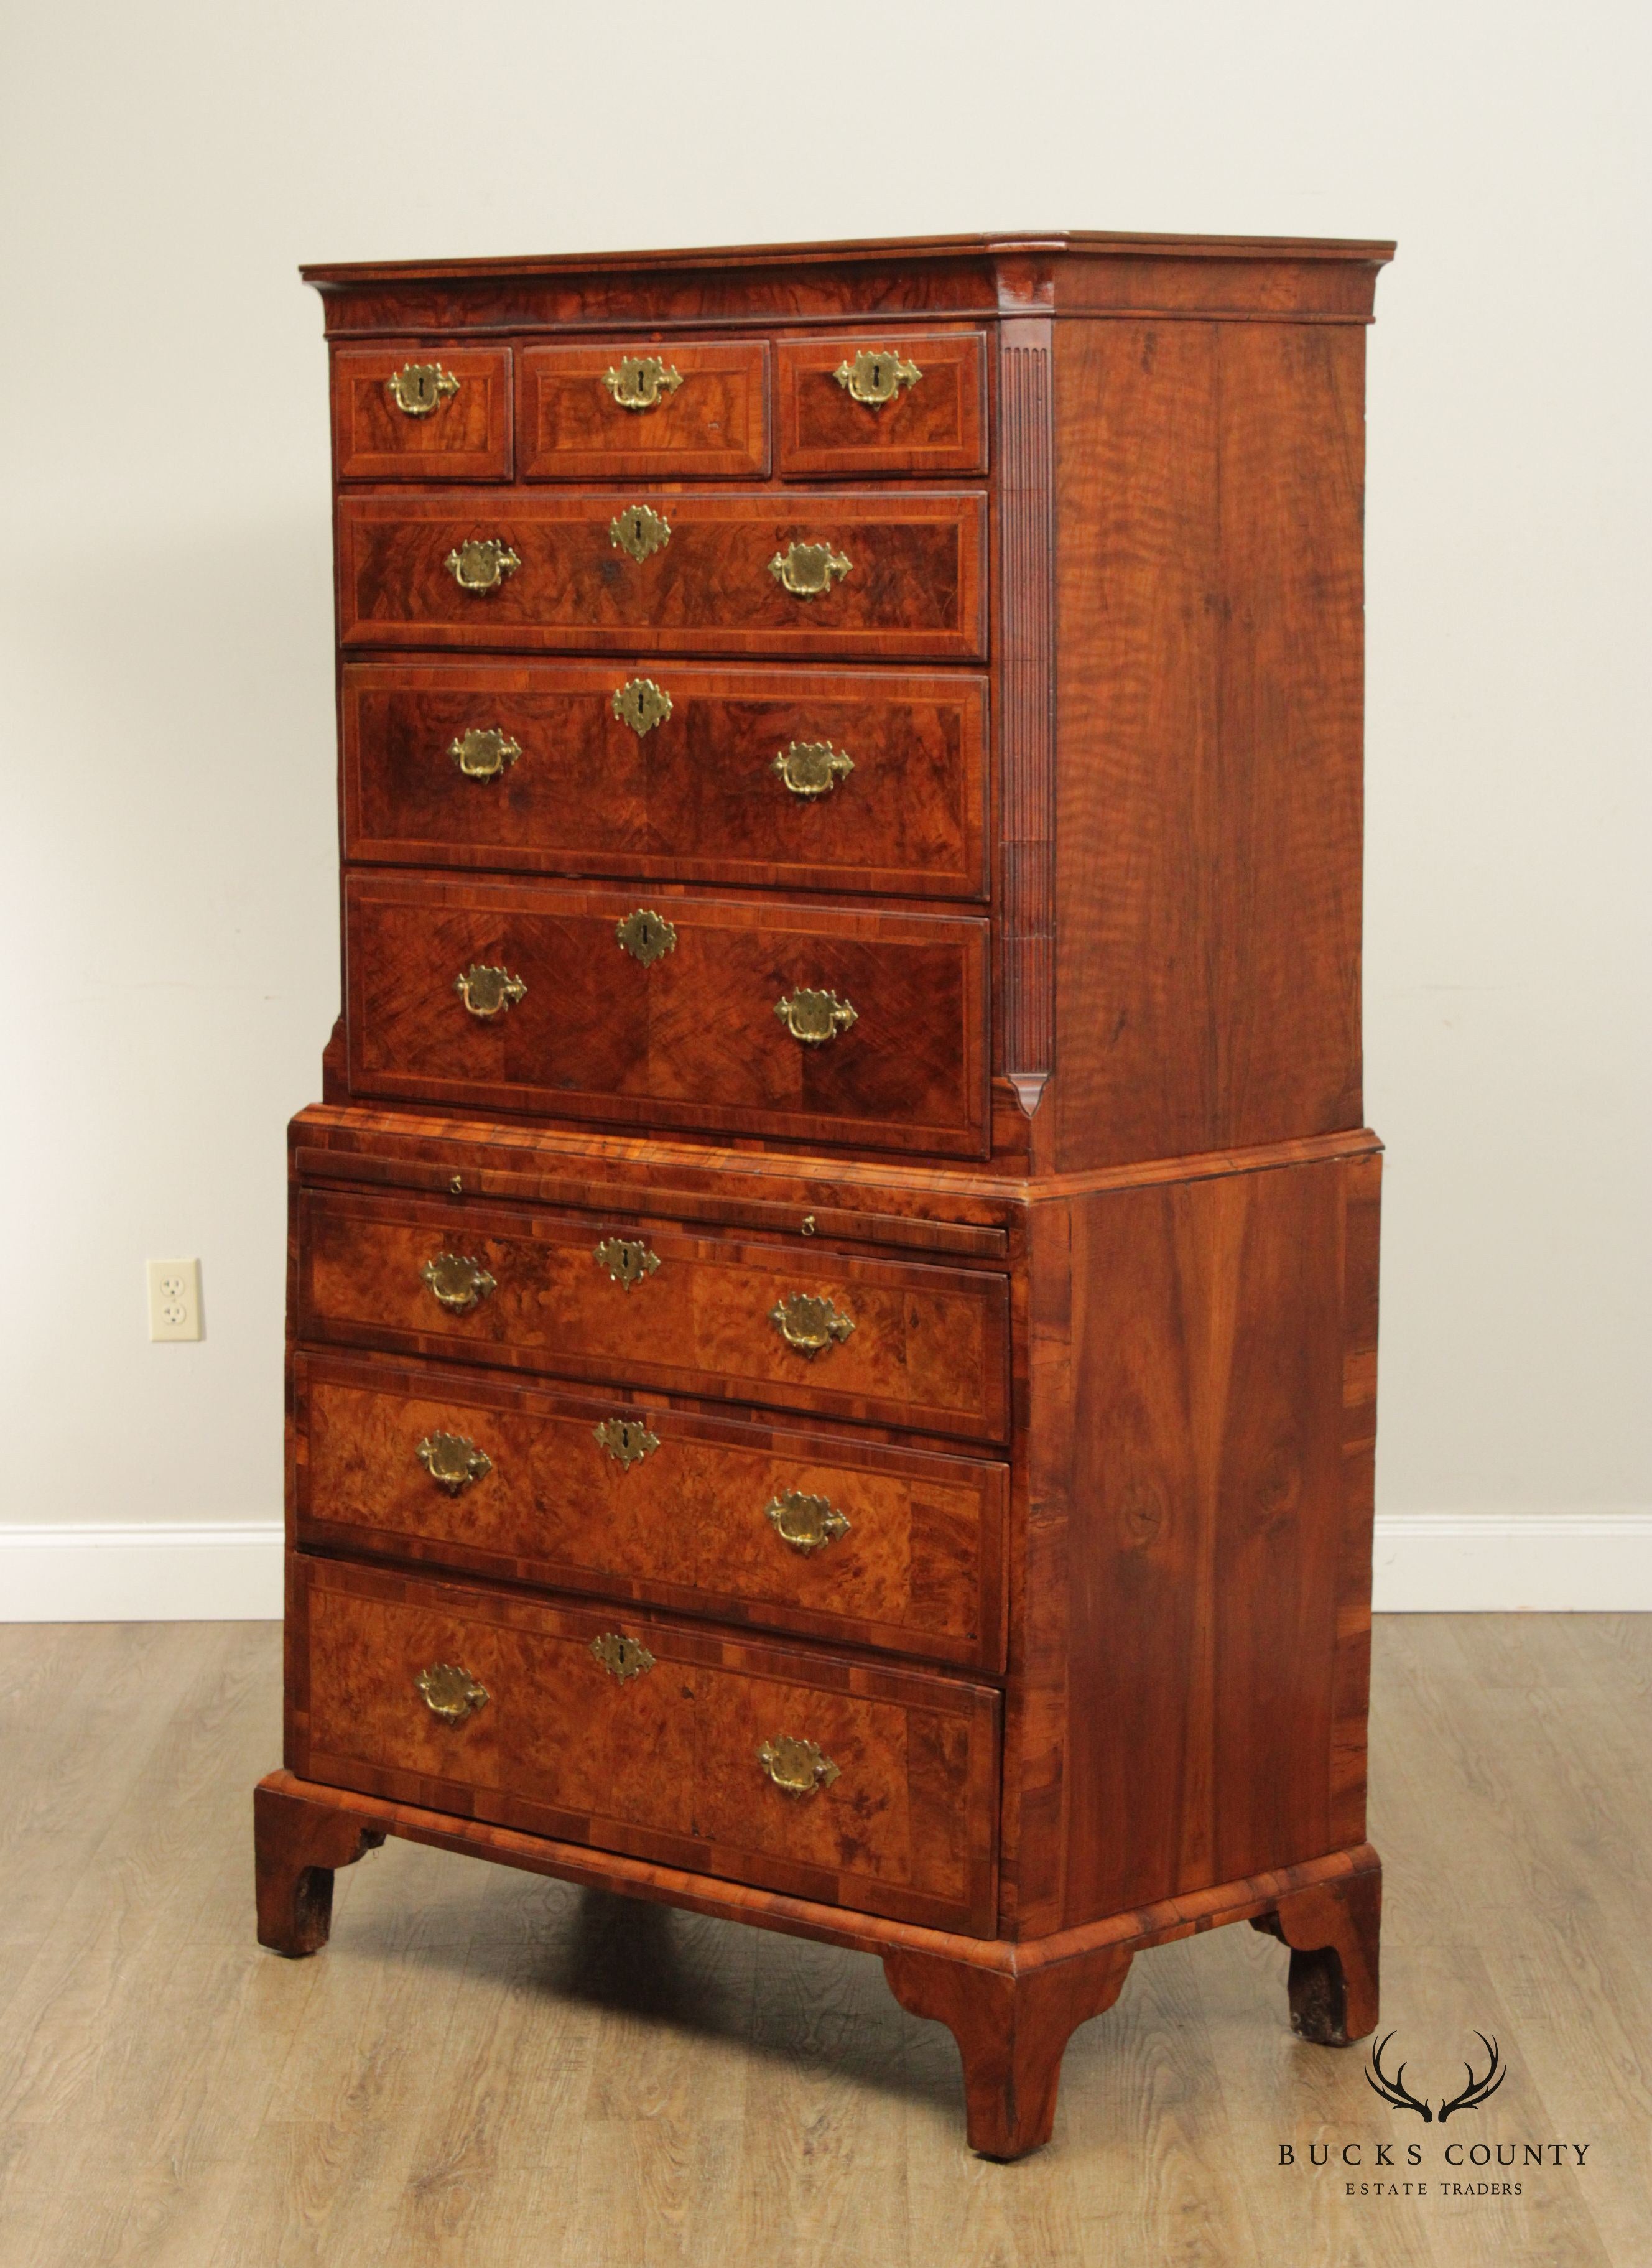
[769,542,852,600]
[416,1663,488,1723]
[834,347,922,407]
[416,1431,493,1494]
[610,504,672,562]
[593,1415,661,1469]
[615,908,677,966]
[387,362,460,417]
[450,726,521,780]
[445,538,521,593]
[604,356,684,411]
[769,1291,855,1358]
[758,1736,840,1796]
[454,964,526,1017]
[773,741,854,799]
[611,678,673,737]
[590,1632,657,1683]
[774,988,857,1045]
[765,1489,851,1555]
[419,1252,496,1313]
[593,1237,661,1290]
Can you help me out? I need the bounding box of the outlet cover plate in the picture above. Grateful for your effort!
[147,1258,203,1342]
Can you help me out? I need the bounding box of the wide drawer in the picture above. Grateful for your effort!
[336,490,987,659]
[343,873,990,1158]
[332,347,513,482]
[518,340,769,478]
[294,1352,1008,1670]
[291,1556,1001,1934]
[341,660,989,899]
[296,1189,1012,1444]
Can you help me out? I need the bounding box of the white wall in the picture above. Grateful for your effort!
[1,1,1646,1596]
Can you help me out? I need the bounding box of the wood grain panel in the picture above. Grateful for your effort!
[294,1351,1009,1670]
[774,331,986,474]
[341,660,988,899]
[343,873,990,1158]
[291,1556,1001,1934]
[332,346,511,481]
[336,490,987,659]
[518,340,769,478]
[296,1187,1012,1443]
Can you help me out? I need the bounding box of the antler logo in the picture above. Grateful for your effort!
[1366,2033,1506,2122]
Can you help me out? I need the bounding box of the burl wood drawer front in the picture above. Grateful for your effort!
[293,1558,1001,1934]
[336,491,987,659]
[296,1189,1011,1444]
[343,874,990,1158]
[295,1354,1009,1670]
[341,660,988,899]
[774,333,986,476]
[518,342,769,479]
[332,348,513,482]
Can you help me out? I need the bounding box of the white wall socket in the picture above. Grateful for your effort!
[147,1258,203,1342]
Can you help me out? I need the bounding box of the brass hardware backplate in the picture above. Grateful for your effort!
[773,741,854,798]
[593,1415,661,1469]
[416,1431,493,1493]
[610,504,672,562]
[451,725,521,780]
[387,362,460,417]
[835,348,922,407]
[604,355,684,411]
[769,541,852,599]
[591,1632,657,1683]
[774,987,857,1044]
[758,1734,840,1796]
[445,538,521,593]
[593,1236,661,1290]
[611,677,673,736]
[455,964,526,1017]
[420,1252,496,1313]
[769,1291,855,1357]
[416,1662,488,1723]
[766,1489,851,1554]
[615,908,677,965]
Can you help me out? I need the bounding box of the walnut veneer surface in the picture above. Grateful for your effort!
[258,230,1394,2159]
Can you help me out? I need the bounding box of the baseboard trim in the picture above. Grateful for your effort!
[1,1512,1649,1622]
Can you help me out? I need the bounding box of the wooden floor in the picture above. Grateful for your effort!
[1,1616,1646,2267]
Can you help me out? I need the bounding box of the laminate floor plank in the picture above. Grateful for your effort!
[0,1617,1646,2267]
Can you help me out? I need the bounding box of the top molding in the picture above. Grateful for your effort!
[301,230,1396,337]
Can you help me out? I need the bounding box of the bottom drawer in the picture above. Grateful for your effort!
[291,1557,1000,1935]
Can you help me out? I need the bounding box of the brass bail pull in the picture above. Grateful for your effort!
[758,1736,840,1796]
[604,356,684,411]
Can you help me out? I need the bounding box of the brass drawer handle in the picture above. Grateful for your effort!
[758,1736,840,1797]
[455,964,526,1018]
[615,908,677,965]
[769,541,851,600]
[766,1489,851,1554]
[416,1431,493,1493]
[770,1291,854,1358]
[417,1662,488,1723]
[774,741,853,799]
[610,503,671,562]
[420,1252,496,1313]
[774,987,856,1044]
[594,1236,660,1290]
[612,677,673,737]
[450,727,521,781]
[591,1632,656,1682]
[445,538,521,593]
[387,362,460,417]
[835,346,922,407]
[593,1415,661,1468]
[605,356,683,411]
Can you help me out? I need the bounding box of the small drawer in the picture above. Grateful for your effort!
[519,341,769,479]
[775,332,986,476]
[296,1188,1011,1444]
[343,872,990,1158]
[341,659,988,900]
[292,1556,1001,1934]
[336,490,986,661]
[332,348,513,482]
[295,1354,1008,1670]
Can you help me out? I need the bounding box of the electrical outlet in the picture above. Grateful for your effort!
[147,1258,203,1342]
